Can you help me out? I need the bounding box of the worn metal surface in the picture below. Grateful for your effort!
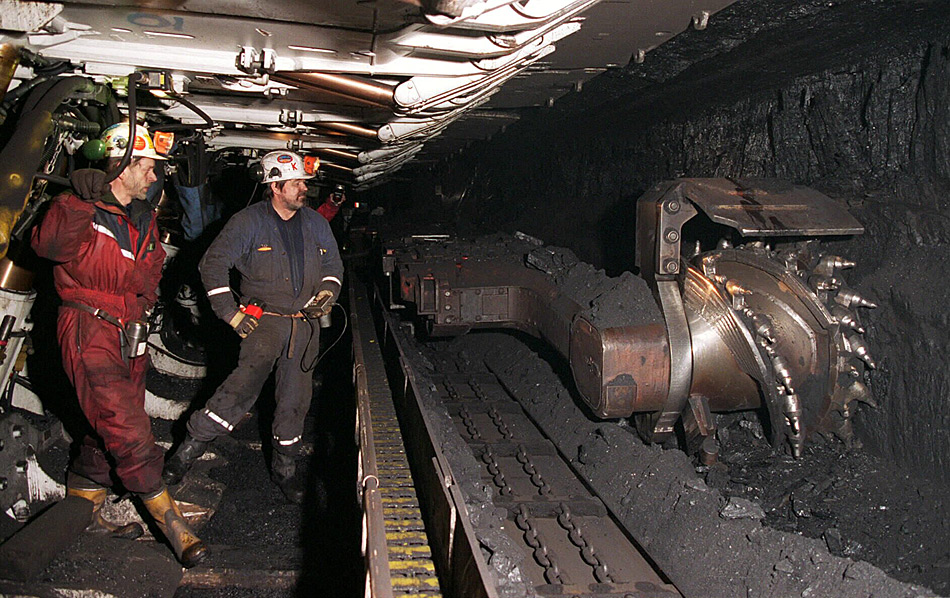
[388,243,583,349]
[0,44,19,105]
[0,76,93,259]
[683,178,865,237]
[569,320,670,417]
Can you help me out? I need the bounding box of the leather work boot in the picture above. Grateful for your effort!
[271,452,305,504]
[162,435,209,486]
[66,472,144,539]
[142,487,208,568]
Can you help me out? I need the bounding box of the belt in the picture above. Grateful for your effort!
[63,300,125,329]
[262,310,305,319]
[259,310,310,360]
[63,300,132,363]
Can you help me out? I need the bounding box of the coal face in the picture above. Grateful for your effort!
[387,0,950,484]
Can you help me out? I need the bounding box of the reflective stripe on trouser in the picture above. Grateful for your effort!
[187,315,317,447]
[59,308,164,495]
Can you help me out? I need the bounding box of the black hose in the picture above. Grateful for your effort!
[52,115,100,134]
[168,94,214,129]
[33,60,70,77]
[105,93,121,125]
[104,72,141,184]
[0,75,49,110]
[34,173,70,186]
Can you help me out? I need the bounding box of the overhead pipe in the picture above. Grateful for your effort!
[314,147,359,163]
[271,72,396,109]
[313,121,381,140]
[319,161,354,173]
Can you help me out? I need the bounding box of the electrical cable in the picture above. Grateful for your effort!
[105,72,142,184]
[245,181,259,207]
[300,302,348,373]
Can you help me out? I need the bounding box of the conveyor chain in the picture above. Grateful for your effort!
[427,366,681,597]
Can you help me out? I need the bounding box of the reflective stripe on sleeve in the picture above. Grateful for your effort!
[321,275,341,286]
[275,435,301,446]
[207,286,231,297]
[204,409,234,432]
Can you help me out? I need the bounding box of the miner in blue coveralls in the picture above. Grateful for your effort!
[162,150,343,504]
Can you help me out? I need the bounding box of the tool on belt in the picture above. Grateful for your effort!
[63,301,149,360]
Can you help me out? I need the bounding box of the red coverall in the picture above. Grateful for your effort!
[316,197,340,221]
[32,191,166,494]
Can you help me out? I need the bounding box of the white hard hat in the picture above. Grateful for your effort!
[260,151,317,183]
[101,122,167,160]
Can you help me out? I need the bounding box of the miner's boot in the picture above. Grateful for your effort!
[162,435,208,486]
[142,487,207,568]
[66,472,144,539]
[271,452,305,504]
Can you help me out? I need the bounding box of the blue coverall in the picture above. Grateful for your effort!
[186,200,343,456]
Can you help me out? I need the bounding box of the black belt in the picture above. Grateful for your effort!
[62,301,124,329]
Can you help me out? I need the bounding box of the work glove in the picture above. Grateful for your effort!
[302,289,335,319]
[70,168,109,203]
[228,301,264,338]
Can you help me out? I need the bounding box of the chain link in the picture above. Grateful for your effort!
[443,379,459,400]
[479,448,513,496]
[554,503,613,583]
[515,505,563,584]
[488,406,514,439]
[457,405,481,440]
[471,379,486,400]
[45,131,68,175]
[516,444,552,495]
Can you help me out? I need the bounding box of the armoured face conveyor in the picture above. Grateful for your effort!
[384,179,876,459]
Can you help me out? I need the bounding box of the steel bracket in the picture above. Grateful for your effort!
[636,182,698,442]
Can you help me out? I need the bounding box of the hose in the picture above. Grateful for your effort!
[52,114,100,134]
[163,93,215,130]
[104,72,141,184]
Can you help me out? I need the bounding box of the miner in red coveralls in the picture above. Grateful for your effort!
[31,122,206,569]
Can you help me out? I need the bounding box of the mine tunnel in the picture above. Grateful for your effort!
[0,1,947,597]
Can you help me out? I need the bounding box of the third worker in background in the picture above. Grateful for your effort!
[162,150,343,504]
